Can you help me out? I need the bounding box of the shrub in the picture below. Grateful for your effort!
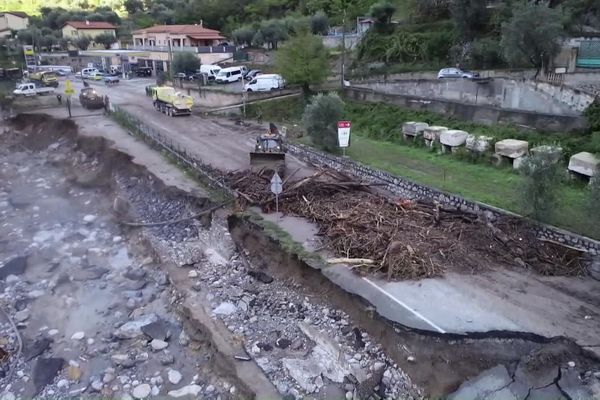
[301,93,344,152]
[585,98,600,132]
[519,152,563,221]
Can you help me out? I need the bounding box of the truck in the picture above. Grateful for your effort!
[29,71,59,87]
[152,86,193,116]
[13,82,55,97]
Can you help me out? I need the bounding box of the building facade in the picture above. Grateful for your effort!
[0,11,29,38]
[130,24,234,73]
[61,21,117,50]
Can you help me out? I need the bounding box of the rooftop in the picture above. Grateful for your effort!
[133,24,225,39]
[63,20,117,29]
[0,11,29,18]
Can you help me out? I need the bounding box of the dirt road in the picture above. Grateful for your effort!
[62,78,314,177]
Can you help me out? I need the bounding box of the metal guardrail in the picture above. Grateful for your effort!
[128,45,236,54]
[109,104,234,196]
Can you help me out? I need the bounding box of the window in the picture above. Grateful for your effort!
[232,70,240,76]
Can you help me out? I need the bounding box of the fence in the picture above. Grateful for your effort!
[108,104,600,256]
[109,105,234,197]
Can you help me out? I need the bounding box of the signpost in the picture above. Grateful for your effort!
[337,120,351,156]
[23,45,35,68]
[270,172,283,214]
[64,79,74,118]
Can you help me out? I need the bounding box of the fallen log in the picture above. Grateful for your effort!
[327,258,376,265]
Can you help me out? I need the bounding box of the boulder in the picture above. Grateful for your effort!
[440,130,468,148]
[113,313,158,339]
[513,156,527,170]
[167,385,203,398]
[531,145,563,164]
[423,126,447,142]
[466,135,493,154]
[402,122,429,137]
[568,152,599,177]
[495,139,529,159]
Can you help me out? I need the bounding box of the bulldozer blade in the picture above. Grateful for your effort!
[249,152,286,173]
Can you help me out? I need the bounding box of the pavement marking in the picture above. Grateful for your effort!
[362,277,446,334]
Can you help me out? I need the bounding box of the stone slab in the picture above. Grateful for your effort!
[531,145,563,164]
[495,139,529,159]
[402,121,429,136]
[466,135,493,153]
[440,130,468,147]
[423,126,447,141]
[568,151,599,177]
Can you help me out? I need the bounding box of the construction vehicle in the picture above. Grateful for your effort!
[30,71,59,87]
[152,86,193,116]
[250,123,286,175]
[79,87,105,109]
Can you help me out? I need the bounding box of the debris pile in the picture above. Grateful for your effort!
[225,169,585,280]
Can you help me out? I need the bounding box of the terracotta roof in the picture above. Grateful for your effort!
[63,21,117,30]
[133,24,224,39]
[1,11,29,18]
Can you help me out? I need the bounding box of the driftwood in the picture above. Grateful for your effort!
[327,258,375,265]
[221,168,586,280]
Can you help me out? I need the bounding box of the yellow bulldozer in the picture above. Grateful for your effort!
[250,123,286,175]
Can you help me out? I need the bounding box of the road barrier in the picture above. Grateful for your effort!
[108,104,600,260]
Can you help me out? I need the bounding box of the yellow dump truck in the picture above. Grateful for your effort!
[151,86,193,116]
[30,71,59,87]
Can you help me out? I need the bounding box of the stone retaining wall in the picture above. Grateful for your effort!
[287,143,600,255]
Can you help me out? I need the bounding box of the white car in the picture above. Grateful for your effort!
[437,68,479,79]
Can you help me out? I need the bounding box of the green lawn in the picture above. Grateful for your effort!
[342,134,593,238]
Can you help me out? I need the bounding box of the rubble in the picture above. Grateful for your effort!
[226,169,585,279]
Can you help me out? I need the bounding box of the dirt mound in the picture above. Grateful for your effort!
[9,113,77,150]
[226,169,585,280]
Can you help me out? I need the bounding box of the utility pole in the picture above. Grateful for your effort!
[167,39,173,82]
[341,7,347,88]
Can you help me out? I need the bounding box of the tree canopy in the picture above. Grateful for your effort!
[500,2,565,76]
[171,52,200,75]
[275,32,329,95]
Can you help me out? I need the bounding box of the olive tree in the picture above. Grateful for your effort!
[501,2,564,78]
[275,32,329,96]
[519,152,562,222]
[301,93,344,152]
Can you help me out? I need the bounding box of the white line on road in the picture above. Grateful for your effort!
[362,277,446,334]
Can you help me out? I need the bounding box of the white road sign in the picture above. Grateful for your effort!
[338,121,351,148]
[270,172,283,195]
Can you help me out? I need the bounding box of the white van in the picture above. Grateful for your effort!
[199,64,221,81]
[77,68,100,79]
[244,74,285,92]
[215,66,247,83]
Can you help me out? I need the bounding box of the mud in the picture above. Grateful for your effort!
[2,112,599,400]
[228,214,600,398]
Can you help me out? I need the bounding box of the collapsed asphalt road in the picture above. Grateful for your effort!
[1,109,599,400]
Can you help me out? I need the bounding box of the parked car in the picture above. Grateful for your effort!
[245,69,262,81]
[244,74,285,92]
[135,67,153,77]
[13,82,55,97]
[215,66,246,83]
[437,68,480,79]
[78,68,100,80]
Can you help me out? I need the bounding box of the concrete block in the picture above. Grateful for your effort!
[531,145,563,164]
[495,139,529,159]
[568,151,599,177]
[513,156,527,170]
[440,130,468,147]
[402,121,429,137]
[466,135,493,154]
[423,126,447,142]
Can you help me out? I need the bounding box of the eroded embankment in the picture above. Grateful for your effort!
[228,211,600,398]
[4,113,598,400]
